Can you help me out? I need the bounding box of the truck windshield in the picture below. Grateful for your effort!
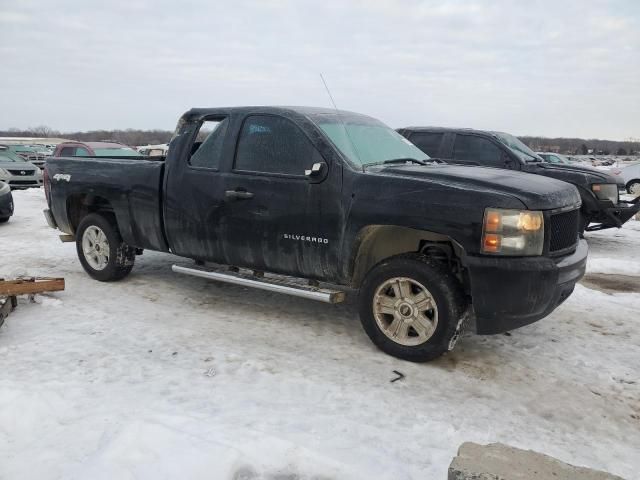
[494,133,542,162]
[314,116,429,168]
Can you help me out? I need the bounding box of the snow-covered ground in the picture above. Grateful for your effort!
[1,189,639,480]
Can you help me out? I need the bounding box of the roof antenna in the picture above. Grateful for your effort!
[320,73,339,112]
[319,73,363,168]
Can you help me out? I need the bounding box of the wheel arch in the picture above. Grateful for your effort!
[66,193,118,234]
[348,225,466,288]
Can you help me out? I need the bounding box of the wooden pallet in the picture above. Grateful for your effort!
[0,277,65,328]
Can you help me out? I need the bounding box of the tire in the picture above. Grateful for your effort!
[76,213,135,282]
[358,253,467,362]
[627,180,640,196]
[0,217,9,224]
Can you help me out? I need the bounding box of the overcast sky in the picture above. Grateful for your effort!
[0,0,638,139]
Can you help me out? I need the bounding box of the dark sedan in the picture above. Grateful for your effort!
[0,181,14,223]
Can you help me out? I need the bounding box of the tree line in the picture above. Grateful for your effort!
[1,126,639,155]
[0,126,173,147]
[519,136,639,156]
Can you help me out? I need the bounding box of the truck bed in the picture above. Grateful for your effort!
[46,156,169,252]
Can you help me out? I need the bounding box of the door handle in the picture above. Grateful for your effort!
[225,189,254,200]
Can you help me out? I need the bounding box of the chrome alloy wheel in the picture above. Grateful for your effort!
[82,225,110,271]
[372,277,438,346]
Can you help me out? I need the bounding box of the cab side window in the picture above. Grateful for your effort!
[453,135,504,167]
[234,115,319,176]
[189,118,229,169]
[408,132,443,157]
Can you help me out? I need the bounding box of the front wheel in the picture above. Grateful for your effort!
[358,254,467,362]
[0,217,9,224]
[76,213,135,281]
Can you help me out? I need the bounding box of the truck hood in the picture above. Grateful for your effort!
[377,164,580,210]
[530,162,619,185]
[0,160,38,170]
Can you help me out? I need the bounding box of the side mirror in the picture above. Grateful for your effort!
[304,162,327,182]
[503,154,518,170]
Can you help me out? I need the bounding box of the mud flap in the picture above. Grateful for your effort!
[448,306,472,351]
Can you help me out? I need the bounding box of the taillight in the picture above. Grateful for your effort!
[43,168,51,206]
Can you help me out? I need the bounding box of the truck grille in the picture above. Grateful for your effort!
[8,169,35,176]
[549,209,579,252]
[8,180,38,186]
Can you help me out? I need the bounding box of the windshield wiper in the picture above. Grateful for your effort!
[365,158,429,168]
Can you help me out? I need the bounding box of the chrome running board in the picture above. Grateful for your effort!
[172,264,345,304]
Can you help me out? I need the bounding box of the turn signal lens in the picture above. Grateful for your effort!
[483,234,501,252]
[484,211,501,232]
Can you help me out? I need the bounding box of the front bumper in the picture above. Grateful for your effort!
[587,197,640,231]
[465,239,588,334]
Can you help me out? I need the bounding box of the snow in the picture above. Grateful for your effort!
[1,188,639,479]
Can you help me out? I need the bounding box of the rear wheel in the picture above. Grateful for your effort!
[76,213,135,281]
[358,254,467,362]
[0,217,9,224]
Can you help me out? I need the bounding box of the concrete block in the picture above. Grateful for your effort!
[448,442,625,480]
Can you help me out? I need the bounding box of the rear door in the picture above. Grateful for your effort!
[163,116,231,262]
[219,114,342,280]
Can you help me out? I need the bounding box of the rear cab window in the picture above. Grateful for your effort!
[189,118,229,169]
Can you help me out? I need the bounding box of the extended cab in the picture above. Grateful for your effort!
[44,107,587,362]
[398,127,640,232]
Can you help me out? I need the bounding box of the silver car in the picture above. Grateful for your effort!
[0,147,42,189]
[610,162,640,195]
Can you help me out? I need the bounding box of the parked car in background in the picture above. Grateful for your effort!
[1,144,48,169]
[0,146,42,189]
[52,141,143,158]
[398,127,640,232]
[137,144,169,156]
[0,181,14,223]
[609,162,640,195]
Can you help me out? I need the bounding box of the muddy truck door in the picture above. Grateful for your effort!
[218,112,343,280]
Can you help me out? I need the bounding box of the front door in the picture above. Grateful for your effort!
[219,114,342,280]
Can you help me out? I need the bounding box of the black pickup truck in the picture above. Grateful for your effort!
[44,107,587,362]
[398,127,640,233]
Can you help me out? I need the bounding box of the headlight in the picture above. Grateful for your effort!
[591,183,618,204]
[482,208,544,256]
[0,168,9,179]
